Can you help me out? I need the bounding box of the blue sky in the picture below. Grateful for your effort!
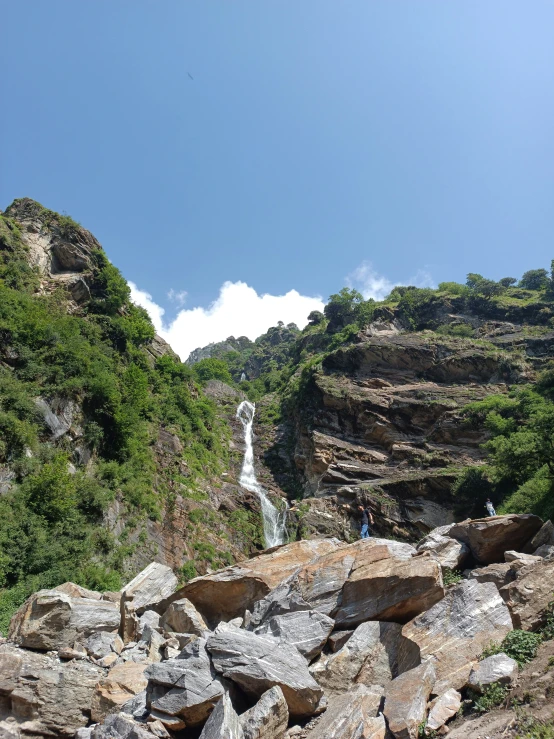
[2,2,554,357]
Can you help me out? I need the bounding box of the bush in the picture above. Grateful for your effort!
[469,682,508,712]
[192,358,233,385]
[520,269,549,291]
[442,568,463,586]
[482,630,542,667]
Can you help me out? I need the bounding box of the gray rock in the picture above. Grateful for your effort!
[534,544,554,560]
[137,610,161,638]
[399,580,513,694]
[383,662,436,739]
[448,515,543,565]
[254,610,334,660]
[426,689,461,732]
[91,713,152,739]
[504,550,542,564]
[417,533,469,571]
[86,631,124,659]
[207,629,324,718]
[304,684,385,739]
[328,630,354,652]
[9,590,120,650]
[467,653,519,692]
[161,597,207,636]
[120,690,148,720]
[75,728,94,739]
[199,694,244,739]
[145,638,224,727]
[240,686,289,739]
[121,563,178,642]
[529,520,554,550]
[310,621,403,695]
[35,397,78,440]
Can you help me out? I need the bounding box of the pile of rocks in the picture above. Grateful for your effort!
[1,513,552,739]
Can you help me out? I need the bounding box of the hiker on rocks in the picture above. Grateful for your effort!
[358,505,374,539]
[485,498,496,516]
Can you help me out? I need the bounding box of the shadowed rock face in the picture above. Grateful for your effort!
[448,515,543,564]
[500,559,554,630]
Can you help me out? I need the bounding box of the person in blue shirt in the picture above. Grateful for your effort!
[358,505,374,539]
[485,498,496,516]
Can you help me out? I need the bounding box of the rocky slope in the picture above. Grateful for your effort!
[1,514,553,739]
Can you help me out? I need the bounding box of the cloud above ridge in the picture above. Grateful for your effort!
[347,261,435,300]
[129,280,324,361]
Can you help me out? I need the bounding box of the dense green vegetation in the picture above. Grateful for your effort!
[0,205,228,632]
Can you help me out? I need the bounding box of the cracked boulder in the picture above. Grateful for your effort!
[254,610,334,660]
[145,638,225,729]
[310,621,403,694]
[207,629,324,718]
[160,598,207,636]
[447,515,543,565]
[198,693,243,739]
[399,580,513,694]
[8,590,120,650]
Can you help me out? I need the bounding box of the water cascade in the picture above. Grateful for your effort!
[236,400,287,548]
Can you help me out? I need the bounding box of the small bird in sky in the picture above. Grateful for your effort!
[187,73,194,80]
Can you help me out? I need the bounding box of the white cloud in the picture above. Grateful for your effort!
[167,288,188,306]
[129,280,324,361]
[346,261,435,301]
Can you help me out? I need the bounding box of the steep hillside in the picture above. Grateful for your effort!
[0,199,265,632]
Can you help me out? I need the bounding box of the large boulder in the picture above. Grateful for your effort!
[529,520,554,551]
[304,685,386,739]
[163,539,341,625]
[160,598,207,636]
[466,653,518,692]
[239,686,288,739]
[383,662,436,739]
[499,558,554,630]
[91,662,148,722]
[0,644,103,737]
[399,580,513,694]
[254,610,334,660]
[207,629,324,718]
[416,532,469,571]
[90,713,152,739]
[85,631,124,660]
[120,563,178,642]
[310,621,403,694]
[198,693,243,739]
[448,515,543,565]
[332,555,444,628]
[8,590,120,650]
[145,638,225,729]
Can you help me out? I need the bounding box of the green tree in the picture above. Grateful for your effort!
[519,269,549,291]
[324,288,374,332]
[192,358,234,385]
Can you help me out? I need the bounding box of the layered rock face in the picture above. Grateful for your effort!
[2,515,552,739]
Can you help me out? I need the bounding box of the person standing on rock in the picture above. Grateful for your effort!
[485,498,496,516]
[358,505,374,538]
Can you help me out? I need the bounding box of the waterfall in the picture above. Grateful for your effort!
[236,400,287,548]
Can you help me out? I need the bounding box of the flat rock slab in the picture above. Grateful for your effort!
[240,686,289,739]
[304,685,385,739]
[254,610,334,660]
[145,638,224,728]
[467,562,516,589]
[384,662,435,739]
[9,590,120,650]
[399,580,513,694]
[467,653,518,692]
[500,558,554,630]
[332,555,444,628]
[207,629,324,718]
[311,621,403,694]
[199,693,244,739]
[448,515,543,565]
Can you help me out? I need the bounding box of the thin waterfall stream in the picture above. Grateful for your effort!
[236,400,287,548]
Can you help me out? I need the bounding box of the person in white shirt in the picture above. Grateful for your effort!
[485,498,496,516]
